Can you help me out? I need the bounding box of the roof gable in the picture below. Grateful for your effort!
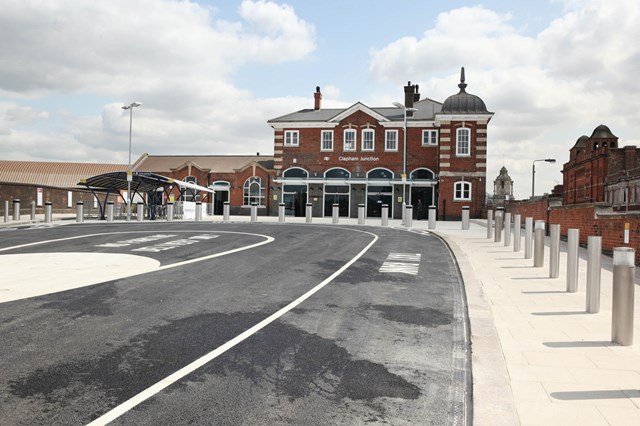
[329,102,390,123]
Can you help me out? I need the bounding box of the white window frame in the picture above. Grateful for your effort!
[456,127,471,156]
[422,129,438,146]
[362,129,375,151]
[243,176,265,206]
[284,130,299,147]
[385,130,398,151]
[454,181,472,201]
[343,129,356,151]
[321,130,333,151]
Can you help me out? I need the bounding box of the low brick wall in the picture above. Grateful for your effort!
[500,198,640,264]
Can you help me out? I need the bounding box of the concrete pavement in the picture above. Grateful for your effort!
[2,213,639,425]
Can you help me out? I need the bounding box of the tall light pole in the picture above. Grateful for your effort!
[122,101,142,222]
[393,102,417,224]
[532,158,556,198]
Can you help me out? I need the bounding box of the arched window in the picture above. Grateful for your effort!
[283,167,308,178]
[183,176,199,202]
[367,168,393,180]
[325,168,350,179]
[454,181,472,201]
[410,168,435,180]
[456,127,471,156]
[243,176,265,206]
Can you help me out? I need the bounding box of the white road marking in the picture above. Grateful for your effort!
[0,231,273,303]
[86,231,379,426]
[379,252,421,275]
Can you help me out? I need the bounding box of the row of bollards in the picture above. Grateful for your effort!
[487,212,636,346]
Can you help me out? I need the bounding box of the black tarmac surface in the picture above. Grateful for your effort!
[0,222,470,425]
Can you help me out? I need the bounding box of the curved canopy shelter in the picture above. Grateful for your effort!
[79,171,213,219]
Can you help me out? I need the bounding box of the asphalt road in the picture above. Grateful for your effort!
[0,222,470,425]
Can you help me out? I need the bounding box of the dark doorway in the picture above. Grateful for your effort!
[411,187,433,220]
[283,185,307,216]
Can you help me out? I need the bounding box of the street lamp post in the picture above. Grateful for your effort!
[393,102,417,224]
[532,158,556,198]
[122,101,142,222]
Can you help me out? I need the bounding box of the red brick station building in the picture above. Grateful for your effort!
[1,68,493,220]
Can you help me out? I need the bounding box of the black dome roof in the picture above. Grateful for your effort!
[441,67,490,114]
[590,124,617,139]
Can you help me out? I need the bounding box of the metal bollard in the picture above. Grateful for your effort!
[278,203,285,223]
[138,202,144,222]
[45,202,52,223]
[533,220,545,267]
[513,214,522,252]
[486,209,493,238]
[76,201,84,223]
[107,201,114,222]
[405,206,413,228]
[358,204,365,225]
[196,202,202,222]
[524,217,533,259]
[332,203,339,224]
[381,204,389,227]
[251,203,258,222]
[611,247,635,346]
[549,224,560,278]
[461,206,470,230]
[305,203,312,223]
[429,205,436,230]
[3,200,8,223]
[223,201,230,222]
[567,228,579,292]
[494,209,503,243]
[504,212,511,247]
[13,199,20,221]
[31,201,36,221]
[167,202,174,222]
[586,236,602,313]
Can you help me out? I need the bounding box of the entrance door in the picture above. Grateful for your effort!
[324,185,349,216]
[367,185,393,217]
[411,187,433,220]
[283,184,307,216]
[214,191,229,215]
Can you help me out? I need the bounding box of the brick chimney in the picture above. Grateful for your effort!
[314,86,322,110]
[403,81,418,117]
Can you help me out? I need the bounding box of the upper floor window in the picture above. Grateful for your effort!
[362,129,375,151]
[344,129,356,151]
[422,129,438,146]
[284,130,299,147]
[385,130,398,151]
[321,130,333,151]
[456,128,470,156]
[454,181,471,201]
[243,176,265,206]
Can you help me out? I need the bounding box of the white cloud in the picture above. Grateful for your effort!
[369,0,640,199]
[0,0,315,162]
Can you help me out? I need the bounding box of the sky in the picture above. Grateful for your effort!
[1,0,639,199]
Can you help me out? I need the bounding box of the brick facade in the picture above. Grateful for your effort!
[268,69,493,220]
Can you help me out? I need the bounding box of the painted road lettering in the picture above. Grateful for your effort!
[132,234,219,253]
[379,253,421,275]
[95,234,176,248]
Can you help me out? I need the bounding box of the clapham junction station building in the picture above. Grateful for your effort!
[0,69,493,221]
[266,68,493,220]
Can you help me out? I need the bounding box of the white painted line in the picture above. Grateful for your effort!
[86,231,379,426]
[0,231,274,303]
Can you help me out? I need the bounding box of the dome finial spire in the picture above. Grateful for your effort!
[458,66,467,92]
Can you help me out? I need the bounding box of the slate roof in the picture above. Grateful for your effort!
[133,154,275,173]
[267,98,444,123]
[0,160,127,188]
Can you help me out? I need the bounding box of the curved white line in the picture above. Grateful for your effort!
[87,230,379,426]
